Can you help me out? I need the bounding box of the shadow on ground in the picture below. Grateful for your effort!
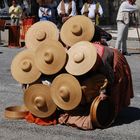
[113,107,140,126]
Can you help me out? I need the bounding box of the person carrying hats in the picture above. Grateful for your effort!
[58,16,134,130]
[81,0,103,25]
[57,0,77,28]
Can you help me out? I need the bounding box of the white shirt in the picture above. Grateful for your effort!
[38,7,52,18]
[57,0,77,16]
[116,1,138,23]
[81,2,103,19]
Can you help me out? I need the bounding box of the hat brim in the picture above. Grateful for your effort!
[60,15,95,46]
[90,96,115,128]
[25,21,59,51]
[51,73,82,110]
[11,49,41,84]
[35,40,67,75]
[24,84,57,118]
[65,41,97,76]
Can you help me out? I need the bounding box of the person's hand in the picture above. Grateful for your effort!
[99,91,108,100]
[11,9,15,13]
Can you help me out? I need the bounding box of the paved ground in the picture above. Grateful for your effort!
[0,40,140,139]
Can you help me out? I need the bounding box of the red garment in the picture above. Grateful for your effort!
[25,112,57,126]
[111,49,134,114]
[58,45,134,130]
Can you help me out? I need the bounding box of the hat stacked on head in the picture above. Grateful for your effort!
[60,15,95,46]
[25,21,59,51]
[65,41,97,76]
[11,49,41,84]
[24,84,57,118]
[34,39,67,75]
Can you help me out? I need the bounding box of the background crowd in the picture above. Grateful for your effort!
[8,0,104,27]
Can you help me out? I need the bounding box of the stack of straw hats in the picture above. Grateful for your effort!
[8,16,115,129]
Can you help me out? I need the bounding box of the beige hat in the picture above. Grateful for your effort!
[5,105,29,119]
[11,49,41,84]
[34,39,67,75]
[60,15,95,46]
[90,96,115,128]
[25,21,59,51]
[51,73,82,110]
[24,84,57,118]
[65,41,97,76]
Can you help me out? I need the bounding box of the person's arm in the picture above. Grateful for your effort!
[98,4,103,17]
[38,7,43,18]
[121,1,138,12]
[69,1,77,16]
[9,6,14,15]
[57,2,62,16]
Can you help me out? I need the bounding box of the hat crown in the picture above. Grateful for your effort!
[71,25,82,36]
[34,96,46,108]
[44,51,54,64]
[73,52,85,63]
[59,86,70,102]
[21,60,32,72]
[36,31,46,41]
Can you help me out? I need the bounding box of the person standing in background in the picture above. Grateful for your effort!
[81,0,103,25]
[38,0,57,23]
[9,0,23,25]
[30,0,39,22]
[115,0,138,55]
[57,0,77,27]
[75,0,84,15]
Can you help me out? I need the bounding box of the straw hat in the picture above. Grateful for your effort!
[51,73,82,110]
[11,49,41,84]
[25,21,59,51]
[34,39,67,75]
[60,15,95,46]
[65,41,97,76]
[5,105,29,119]
[24,84,57,118]
[90,96,115,128]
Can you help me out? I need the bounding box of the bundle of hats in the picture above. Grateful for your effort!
[5,15,115,130]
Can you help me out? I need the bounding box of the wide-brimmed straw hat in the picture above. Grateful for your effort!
[24,84,57,118]
[11,49,41,84]
[51,73,82,110]
[65,41,97,76]
[34,39,67,75]
[25,21,59,51]
[60,15,95,46]
[90,96,115,128]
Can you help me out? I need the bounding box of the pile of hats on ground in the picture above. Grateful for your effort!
[5,15,115,130]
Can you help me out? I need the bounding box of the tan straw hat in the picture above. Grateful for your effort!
[60,15,95,46]
[25,21,59,51]
[90,96,115,128]
[11,49,41,84]
[51,73,82,110]
[24,84,57,118]
[5,105,29,119]
[34,39,67,75]
[65,41,97,76]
